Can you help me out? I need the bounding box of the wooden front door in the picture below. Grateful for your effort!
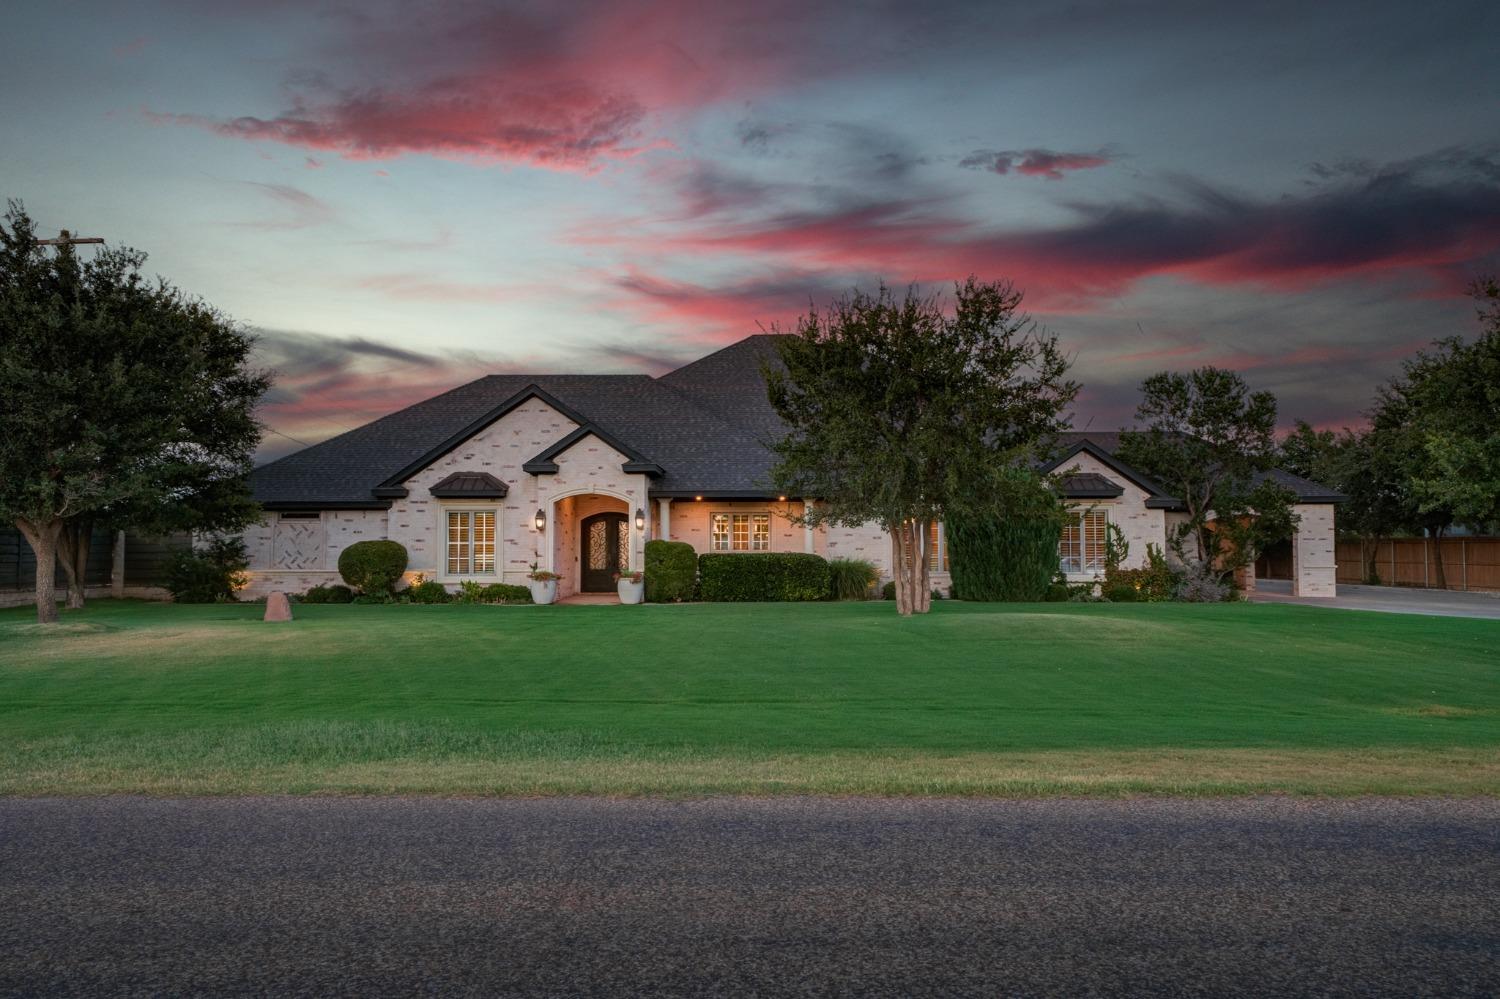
[580,512,629,592]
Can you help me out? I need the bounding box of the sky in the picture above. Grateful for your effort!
[4,0,1498,461]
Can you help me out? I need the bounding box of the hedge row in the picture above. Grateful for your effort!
[698,552,830,602]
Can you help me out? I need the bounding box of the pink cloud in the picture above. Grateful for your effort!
[150,0,830,171]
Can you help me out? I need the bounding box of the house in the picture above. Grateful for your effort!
[243,335,1342,599]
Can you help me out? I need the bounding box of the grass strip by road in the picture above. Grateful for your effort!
[3,721,1497,797]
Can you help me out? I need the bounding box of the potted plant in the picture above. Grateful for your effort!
[614,569,645,605]
[527,562,560,605]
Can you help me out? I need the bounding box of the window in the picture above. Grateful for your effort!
[928,522,948,573]
[710,512,771,551]
[1059,509,1107,574]
[446,510,496,574]
[895,522,947,571]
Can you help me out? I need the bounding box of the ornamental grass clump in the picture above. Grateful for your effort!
[827,559,879,600]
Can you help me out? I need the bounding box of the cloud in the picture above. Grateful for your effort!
[960,148,1114,179]
[233,182,335,230]
[612,150,1500,307]
[148,0,858,170]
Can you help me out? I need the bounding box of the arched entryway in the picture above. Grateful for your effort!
[579,511,629,592]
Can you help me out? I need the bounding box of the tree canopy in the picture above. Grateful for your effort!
[765,278,1076,615]
[0,201,268,622]
[1117,367,1296,581]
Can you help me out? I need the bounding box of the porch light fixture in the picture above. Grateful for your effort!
[694,495,703,501]
[534,508,546,532]
[635,508,646,531]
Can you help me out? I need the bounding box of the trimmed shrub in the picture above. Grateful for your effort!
[645,540,697,602]
[1103,543,1179,602]
[337,540,408,595]
[881,580,897,600]
[828,558,878,600]
[407,580,451,604]
[301,584,354,604]
[164,536,247,604]
[947,516,1061,602]
[479,582,532,604]
[698,552,831,602]
[454,580,485,604]
[351,592,391,604]
[1043,583,1070,602]
[1103,583,1139,603]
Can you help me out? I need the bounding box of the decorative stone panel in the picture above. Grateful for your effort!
[272,517,325,570]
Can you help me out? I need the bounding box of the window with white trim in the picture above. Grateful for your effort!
[1059,509,1107,574]
[446,510,496,574]
[888,522,948,567]
[710,512,771,551]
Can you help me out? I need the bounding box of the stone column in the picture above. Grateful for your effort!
[657,497,672,541]
[1291,503,1337,597]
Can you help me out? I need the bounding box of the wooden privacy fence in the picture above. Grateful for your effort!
[1336,537,1500,592]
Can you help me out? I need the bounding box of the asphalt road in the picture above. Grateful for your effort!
[2,797,1497,997]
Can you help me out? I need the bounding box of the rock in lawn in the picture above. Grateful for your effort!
[263,591,293,622]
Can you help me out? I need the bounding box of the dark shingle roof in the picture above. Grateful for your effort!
[1052,431,1344,505]
[253,336,1343,507]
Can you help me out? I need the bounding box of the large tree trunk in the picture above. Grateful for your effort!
[56,520,90,610]
[915,519,932,614]
[1429,526,1448,590]
[1361,535,1380,584]
[15,518,63,624]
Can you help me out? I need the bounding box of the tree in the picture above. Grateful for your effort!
[1116,367,1296,582]
[1280,421,1403,583]
[1401,277,1500,534]
[0,201,268,623]
[765,278,1077,615]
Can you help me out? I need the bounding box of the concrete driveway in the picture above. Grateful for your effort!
[1253,578,1500,619]
[3,797,1498,997]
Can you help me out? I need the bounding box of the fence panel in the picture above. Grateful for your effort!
[1336,537,1500,592]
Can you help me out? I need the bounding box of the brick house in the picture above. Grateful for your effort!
[243,335,1342,599]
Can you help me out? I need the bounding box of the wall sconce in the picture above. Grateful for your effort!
[635,508,646,531]
[534,508,546,532]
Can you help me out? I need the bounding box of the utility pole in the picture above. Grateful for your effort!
[36,229,103,247]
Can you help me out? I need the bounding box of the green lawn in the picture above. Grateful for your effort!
[2,599,1497,796]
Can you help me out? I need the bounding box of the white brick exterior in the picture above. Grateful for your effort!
[1056,452,1165,582]
[237,399,1335,601]
[1291,502,1337,597]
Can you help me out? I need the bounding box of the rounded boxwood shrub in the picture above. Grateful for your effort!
[882,580,896,600]
[698,552,830,602]
[301,583,354,604]
[479,582,533,604]
[645,540,697,602]
[337,540,408,595]
[406,579,451,604]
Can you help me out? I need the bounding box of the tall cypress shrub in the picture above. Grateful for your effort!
[948,516,1061,601]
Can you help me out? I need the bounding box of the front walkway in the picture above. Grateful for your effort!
[1253,578,1500,619]
[555,593,620,606]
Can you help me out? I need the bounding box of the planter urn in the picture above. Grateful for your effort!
[528,578,558,605]
[616,578,645,604]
